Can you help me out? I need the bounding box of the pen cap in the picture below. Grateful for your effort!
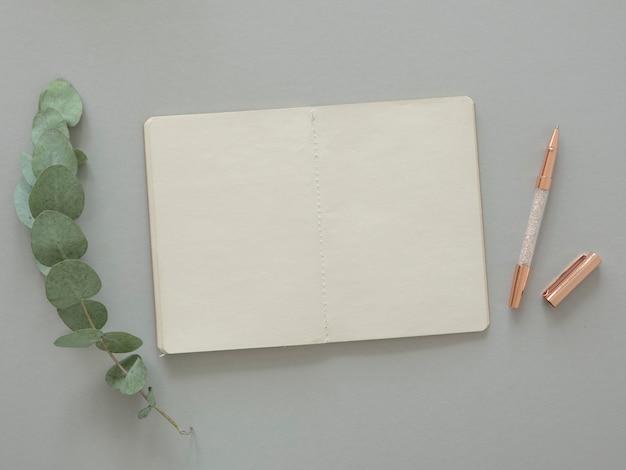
[542,252,602,307]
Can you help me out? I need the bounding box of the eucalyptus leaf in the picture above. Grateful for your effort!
[32,129,77,177]
[14,179,35,228]
[105,355,147,395]
[96,331,143,353]
[31,210,88,266]
[29,165,84,220]
[45,259,101,309]
[138,406,153,419]
[32,107,70,145]
[38,78,83,127]
[20,152,36,186]
[74,149,88,166]
[147,387,156,407]
[54,328,103,348]
[57,300,108,331]
[35,260,52,276]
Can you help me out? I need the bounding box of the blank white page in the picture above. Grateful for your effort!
[145,109,324,353]
[314,97,489,342]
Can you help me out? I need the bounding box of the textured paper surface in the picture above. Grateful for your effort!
[144,97,489,354]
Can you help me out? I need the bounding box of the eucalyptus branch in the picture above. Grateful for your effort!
[13,78,191,435]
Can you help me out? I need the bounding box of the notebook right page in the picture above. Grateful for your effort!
[314,97,489,342]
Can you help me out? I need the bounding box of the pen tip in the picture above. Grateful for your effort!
[556,124,559,129]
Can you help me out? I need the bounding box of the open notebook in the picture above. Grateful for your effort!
[144,97,489,354]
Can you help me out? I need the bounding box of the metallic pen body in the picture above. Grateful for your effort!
[509,127,559,308]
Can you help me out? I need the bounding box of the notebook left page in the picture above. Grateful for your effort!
[144,109,325,353]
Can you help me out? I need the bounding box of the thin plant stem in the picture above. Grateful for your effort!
[139,389,194,435]
[81,298,128,373]
[80,299,96,329]
[81,298,192,435]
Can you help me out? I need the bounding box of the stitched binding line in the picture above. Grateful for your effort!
[311,109,330,342]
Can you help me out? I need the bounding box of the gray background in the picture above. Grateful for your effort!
[1,1,624,469]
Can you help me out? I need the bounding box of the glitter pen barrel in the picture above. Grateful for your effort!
[509,126,560,308]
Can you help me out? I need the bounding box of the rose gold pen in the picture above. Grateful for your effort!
[509,126,559,308]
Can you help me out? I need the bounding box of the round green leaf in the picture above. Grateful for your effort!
[38,78,83,127]
[32,107,70,145]
[14,179,35,228]
[31,210,88,266]
[74,149,88,166]
[54,328,103,348]
[57,300,108,331]
[45,260,101,309]
[29,165,84,220]
[32,129,77,177]
[138,405,153,419]
[105,355,147,395]
[20,152,36,186]
[96,332,143,353]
